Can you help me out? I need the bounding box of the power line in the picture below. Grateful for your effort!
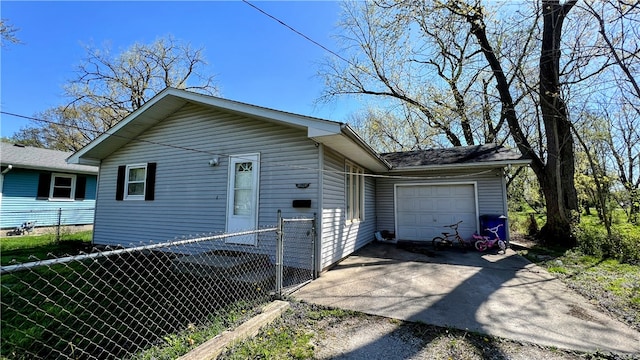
[241,0,352,66]
[0,110,498,181]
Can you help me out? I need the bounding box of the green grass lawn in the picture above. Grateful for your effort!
[0,231,93,266]
[519,246,640,331]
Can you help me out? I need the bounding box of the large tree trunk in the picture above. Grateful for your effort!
[450,0,578,246]
[537,0,579,246]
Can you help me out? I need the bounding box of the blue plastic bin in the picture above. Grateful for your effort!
[479,215,507,240]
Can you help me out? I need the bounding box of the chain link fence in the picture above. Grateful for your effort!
[0,212,315,359]
[2,208,95,239]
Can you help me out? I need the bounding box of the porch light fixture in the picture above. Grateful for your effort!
[296,183,310,189]
[208,156,220,167]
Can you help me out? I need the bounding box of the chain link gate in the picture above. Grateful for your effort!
[276,210,317,298]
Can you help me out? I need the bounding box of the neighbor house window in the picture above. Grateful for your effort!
[116,163,157,201]
[49,173,76,200]
[345,162,364,222]
[37,173,87,201]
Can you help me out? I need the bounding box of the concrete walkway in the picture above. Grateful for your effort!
[293,242,640,355]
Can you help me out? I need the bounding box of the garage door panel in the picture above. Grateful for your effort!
[455,198,474,210]
[419,200,436,211]
[396,184,477,242]
[397,214,417,226]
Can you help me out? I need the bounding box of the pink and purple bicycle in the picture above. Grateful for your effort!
[472,224,507,253]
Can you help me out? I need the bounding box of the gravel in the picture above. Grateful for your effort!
[222,301,637,360]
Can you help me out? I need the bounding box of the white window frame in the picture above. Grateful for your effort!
[125,163,147,201]
[345,161,364,223]
[49,173,76,201]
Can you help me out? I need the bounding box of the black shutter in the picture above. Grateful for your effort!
[75,176,87,200]
[145,162,156,201]
[37,173,52,199]
[116,166,126,201]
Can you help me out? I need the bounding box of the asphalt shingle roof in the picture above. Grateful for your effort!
[0,142,98,174]
[381,144,529,169]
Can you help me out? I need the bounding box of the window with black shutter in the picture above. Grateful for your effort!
[116,163,156,201]
[37,172,79,201]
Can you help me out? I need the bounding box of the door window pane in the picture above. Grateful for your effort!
[234,162,254,215]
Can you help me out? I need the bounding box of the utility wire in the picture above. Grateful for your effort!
[1,110,498,181]
[241,0,353,66]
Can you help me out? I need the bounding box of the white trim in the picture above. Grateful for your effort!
[49,173,77,201]
[500,170,511,243]
[124,163,147,201]
[317,143,324,277]
[393,182,480,239]
[226,153,260,245]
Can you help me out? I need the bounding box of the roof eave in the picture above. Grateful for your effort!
[2,163,98,175]
[387,159,531,172]
[68,87,349,165]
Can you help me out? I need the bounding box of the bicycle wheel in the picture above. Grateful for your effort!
[432,237,446,249]
[498,240,506,253]
[475,240,488,251]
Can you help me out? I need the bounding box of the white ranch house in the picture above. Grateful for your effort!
[68,88,529,272]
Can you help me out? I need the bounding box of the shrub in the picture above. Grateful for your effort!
[574,224,640,264]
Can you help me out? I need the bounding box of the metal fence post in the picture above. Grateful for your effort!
[276,209,284,299]
[312,212,317,279]
[56,208,62,243]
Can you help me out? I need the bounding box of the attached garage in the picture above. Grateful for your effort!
[376,145,531,246]
[395,183,478,242]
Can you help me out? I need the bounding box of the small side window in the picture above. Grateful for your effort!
[116,163,156,201]
[125,164,147,200]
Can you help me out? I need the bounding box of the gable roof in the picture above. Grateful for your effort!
[1,142,98,175]
[67,87,391,172]
[381,144,530,171]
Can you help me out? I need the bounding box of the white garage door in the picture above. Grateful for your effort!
[395,184,478,242]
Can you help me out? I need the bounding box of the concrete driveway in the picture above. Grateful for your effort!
[293,242,640,355]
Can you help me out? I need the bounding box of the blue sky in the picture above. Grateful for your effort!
[1,1,360,138]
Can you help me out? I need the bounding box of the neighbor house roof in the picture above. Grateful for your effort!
[381,144,531,171]
[1,142,98,175]
[67,87,391,172]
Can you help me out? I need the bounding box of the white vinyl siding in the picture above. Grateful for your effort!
[93,103,320,247]
[320,148,376,270]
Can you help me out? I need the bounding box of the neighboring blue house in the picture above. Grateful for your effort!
[1,143,98,230]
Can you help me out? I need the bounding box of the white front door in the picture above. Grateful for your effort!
[226,153,260,245]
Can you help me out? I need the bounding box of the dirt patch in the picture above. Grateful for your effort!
[222,301,627,360]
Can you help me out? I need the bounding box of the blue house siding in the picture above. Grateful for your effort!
[1,169,96,228]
